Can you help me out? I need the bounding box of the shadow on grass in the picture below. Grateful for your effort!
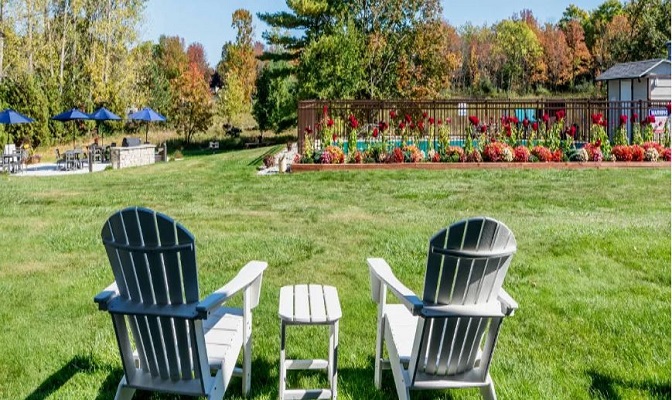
[24,354,118,400]
[588,370,671,400]
[25,354,281,400]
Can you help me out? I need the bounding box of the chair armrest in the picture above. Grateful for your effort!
[498,288,518,316]
[94,282,119,311]
[368,258,423,316]
[421,302,505,318]
[196,260,267,319]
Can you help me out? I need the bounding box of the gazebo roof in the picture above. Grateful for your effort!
[596,59,671,81]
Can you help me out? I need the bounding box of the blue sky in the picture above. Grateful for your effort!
[140,0,606,67]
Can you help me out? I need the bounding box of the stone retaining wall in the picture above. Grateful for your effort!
[110,145,156,169]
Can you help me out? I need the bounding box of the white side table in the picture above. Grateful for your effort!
[278,284,342,400]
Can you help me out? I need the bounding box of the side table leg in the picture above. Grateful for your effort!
[279,321,286,400]
[329,321,338,399]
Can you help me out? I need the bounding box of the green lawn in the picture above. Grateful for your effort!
[0,148,669,400]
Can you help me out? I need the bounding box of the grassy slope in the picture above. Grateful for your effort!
[0,149,668,400]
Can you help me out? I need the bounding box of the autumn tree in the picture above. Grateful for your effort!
[218,9,257,121]
[562,20,592,87]
[172,62,213,145]
[539,24,572,89]
[187,42,209,81]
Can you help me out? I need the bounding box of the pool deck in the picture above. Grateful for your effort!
[9,162,109,177]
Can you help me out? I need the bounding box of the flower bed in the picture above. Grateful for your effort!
[295,106,672,168]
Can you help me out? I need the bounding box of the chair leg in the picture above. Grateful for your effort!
[279,321,286,399]
[113,377,135,400]
[479,379,497,400]
[374,314,385,389]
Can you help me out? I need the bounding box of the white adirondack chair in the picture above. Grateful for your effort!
[368,217,518,400]
[94,207,267,400]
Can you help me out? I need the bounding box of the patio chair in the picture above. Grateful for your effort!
[94,207,267,400]
[368,217,518,400]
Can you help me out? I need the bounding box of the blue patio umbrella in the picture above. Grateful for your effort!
[0,109,34,145]
[51,108,90,148]
[89,107,121,147]
[128,107,166,143]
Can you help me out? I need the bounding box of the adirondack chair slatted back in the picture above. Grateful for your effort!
[413,217,516,379]
[102,207,210,394]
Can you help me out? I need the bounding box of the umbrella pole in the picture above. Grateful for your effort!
[145,123,149,144]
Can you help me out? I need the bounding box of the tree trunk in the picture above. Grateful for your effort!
[0,0,5,82]
[27,0,33,74]
[59,0,69,95]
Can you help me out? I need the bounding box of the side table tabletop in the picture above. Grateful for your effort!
[278,284,342,400]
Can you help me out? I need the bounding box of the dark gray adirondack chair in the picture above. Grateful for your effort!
[94,207,267,400]
[368,217,518,400]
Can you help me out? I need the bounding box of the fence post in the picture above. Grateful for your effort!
[88,150,93,173]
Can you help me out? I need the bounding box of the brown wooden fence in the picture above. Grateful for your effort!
[297,99,670,153]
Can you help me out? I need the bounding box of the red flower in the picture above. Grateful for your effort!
[322,105,328,116]
[532,122,539,131]
[508,116,519,125]
[372,127,379,138]
[556,110,565,120]
[631,113,638,122]
[568,126,576,137]
[428,117,435,125]
[398,121,406,130]
[468,115,480,126]
[348,114,358,129]
[647,115,656,124]
[409,122,415,129]
[501,116,507,125]
[404,114,412,123]
[437,119,443,125]
[332,133,337,142]
[417,121,424,131]
[542,113,550,123]
[378,121,388,131]
[523,118,529,128]
[595,138,601,147]
[327,118,334,127]
[422,112,428,119]
[619,115,627,125]
[305,126,312,134]
[390,110,397,119]
[591,113,605,125]
[479,125,487,133]
[505,125,512,137]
